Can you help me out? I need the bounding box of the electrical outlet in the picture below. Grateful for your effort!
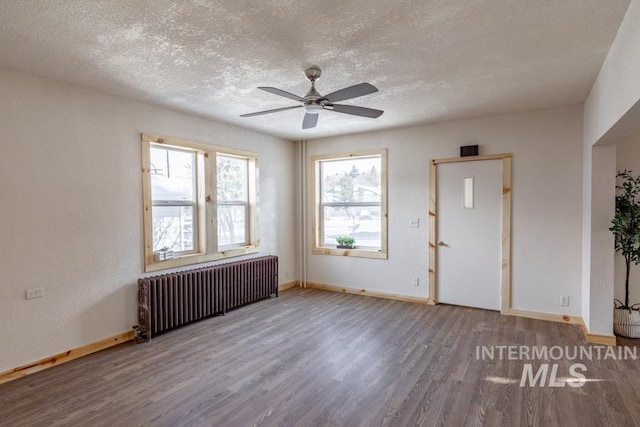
[26,288,45,300]
[410,218,420,228]
[411,277,420,286]
[560,296,569,307]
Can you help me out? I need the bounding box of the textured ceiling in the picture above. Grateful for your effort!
[0,0,631,140]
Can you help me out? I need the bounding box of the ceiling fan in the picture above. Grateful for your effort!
[240,66,383,129]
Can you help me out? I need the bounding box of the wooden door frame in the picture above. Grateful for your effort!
[428,153,512,314]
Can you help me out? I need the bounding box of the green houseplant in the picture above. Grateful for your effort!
[610,169,640,338]
[336,235,356,249]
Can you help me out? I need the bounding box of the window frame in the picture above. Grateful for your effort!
[311,149,388,259]
[142,133,259,272]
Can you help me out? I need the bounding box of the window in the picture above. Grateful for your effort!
[142,133,258,272]
[217,155,249,248]
[150,146,198,254]
[312,149,387,259]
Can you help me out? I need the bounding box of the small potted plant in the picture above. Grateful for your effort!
[610,169,640,338]
[336,235,356,249]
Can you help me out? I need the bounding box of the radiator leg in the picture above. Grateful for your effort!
[132,325,149,343]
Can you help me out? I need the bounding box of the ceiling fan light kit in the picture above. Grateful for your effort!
[241,66,383,129]
[304,103,323,114]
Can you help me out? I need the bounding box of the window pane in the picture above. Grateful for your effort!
[320,155,383,250]
[217,156,248,202]
[152,205,195,252]
[321,157,381,204]
[150,146,196,202]
[323,206,381,248]
[218,205,247,247]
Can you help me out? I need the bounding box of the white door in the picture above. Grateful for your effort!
[436,159,502,311]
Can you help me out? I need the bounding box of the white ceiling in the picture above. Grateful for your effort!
[0,0,631,140]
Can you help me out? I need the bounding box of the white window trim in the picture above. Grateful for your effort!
[311,149,388,260]
[141,133,259,272]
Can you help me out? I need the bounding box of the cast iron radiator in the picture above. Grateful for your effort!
[137,255,278,341]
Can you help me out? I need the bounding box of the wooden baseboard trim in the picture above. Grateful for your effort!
[278,281,299,292]
[509,308,617,346]
[0,331,134,385]
[508,308,583,325]
[577,319,617,346]
[582,331,617,346]
[306,281,429,305]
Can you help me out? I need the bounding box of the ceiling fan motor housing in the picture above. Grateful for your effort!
[305,82,322,103]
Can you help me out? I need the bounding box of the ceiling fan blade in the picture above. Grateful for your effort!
[327,104,384,118]
[258,87,305,102]
[302,113,319,129]
[240,105,302,117]
[323,83,378,103]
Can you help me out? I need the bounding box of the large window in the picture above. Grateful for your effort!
[142,133,258,272]
[312,149,387,259]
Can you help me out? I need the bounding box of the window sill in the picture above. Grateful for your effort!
[312,246,387,260]
[145,245,260,272]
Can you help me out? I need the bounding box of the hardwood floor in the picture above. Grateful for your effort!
[1,288,639,426]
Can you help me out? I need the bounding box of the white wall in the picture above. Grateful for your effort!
[615,128,640,307]
[584,0,640,147]
[581,0,640,335]
[305,106,584,316]
[588,145,616,335]
[581,131,593,328]
[0,68,298,373]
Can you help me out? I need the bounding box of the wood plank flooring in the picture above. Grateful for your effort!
[1,288,640,426]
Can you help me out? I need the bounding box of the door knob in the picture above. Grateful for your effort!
[438,241,446,246]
